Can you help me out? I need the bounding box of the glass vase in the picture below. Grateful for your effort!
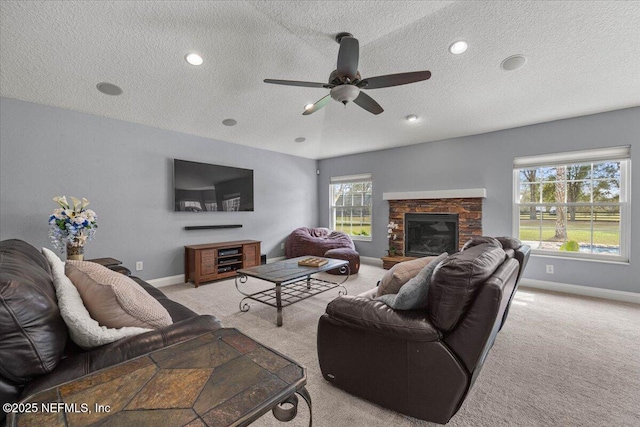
[66,243,85,261]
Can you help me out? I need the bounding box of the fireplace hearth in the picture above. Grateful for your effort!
[405,213,459,257]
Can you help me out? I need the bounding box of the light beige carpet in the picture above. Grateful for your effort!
[162,264,640,427]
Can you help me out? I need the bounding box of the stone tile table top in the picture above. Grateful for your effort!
[8,329,309,427]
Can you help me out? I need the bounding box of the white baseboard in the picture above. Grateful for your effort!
[360,256,383,267]
[147,274,185,288]
[520,278,640,304]
[148,256,287,288]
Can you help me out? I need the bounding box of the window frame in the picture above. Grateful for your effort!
[329,174,373,242]
[512,147,630,263]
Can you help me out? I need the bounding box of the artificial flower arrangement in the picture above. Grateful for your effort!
[387,221,399,256]
[48,196,98,253]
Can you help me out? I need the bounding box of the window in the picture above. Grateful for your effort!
[513,146,630,261]
[330,174,372,240]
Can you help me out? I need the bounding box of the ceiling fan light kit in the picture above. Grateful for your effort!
[330,85,360,105]
[264,32,431,116]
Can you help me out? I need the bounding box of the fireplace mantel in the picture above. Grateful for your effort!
[383,188,487,200]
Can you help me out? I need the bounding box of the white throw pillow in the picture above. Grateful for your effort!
[42,248,152,349]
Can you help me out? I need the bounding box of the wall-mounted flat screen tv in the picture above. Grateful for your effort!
[174,159,254,212]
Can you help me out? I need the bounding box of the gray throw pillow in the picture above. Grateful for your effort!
[376,252,448,310]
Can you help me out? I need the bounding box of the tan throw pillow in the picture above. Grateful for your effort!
[43,248,152,349]
[377,256,437,297]
[65,261,173,329]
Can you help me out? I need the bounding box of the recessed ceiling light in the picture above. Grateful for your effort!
[449,41,468,55]
[406,114,418,122]
[295,137,306,143]
[304,104,314,110]
[185,53,203,66]
[96,82,123,96]
[222,118,237,126]
[501,54,527,71]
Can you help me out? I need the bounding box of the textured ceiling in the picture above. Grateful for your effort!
[1,1,639,159]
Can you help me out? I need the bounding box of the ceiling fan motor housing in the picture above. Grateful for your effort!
[330,85,360,105]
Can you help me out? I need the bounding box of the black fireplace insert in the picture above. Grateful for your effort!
[405,213,459,257]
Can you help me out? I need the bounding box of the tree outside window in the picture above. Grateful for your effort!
[330,176,372,239]
[515,151,628,261]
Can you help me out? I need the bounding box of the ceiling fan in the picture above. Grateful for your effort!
[264,32,431,115]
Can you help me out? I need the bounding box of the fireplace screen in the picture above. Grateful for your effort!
[405,213,459,257]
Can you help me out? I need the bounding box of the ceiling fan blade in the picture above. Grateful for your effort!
[353,92,384,115]
[264,79,333,89]
[337,36,359,81]
[358,70,431,89]
[302,94,332,115]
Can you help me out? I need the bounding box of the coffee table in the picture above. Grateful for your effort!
[8,329,311,427]
[236,256,349,326]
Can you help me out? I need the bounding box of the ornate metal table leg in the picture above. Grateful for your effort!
[236,274,252,312]
[297,387,312,427]
[276,282,283,326]
[271,387,312,427]
[337,265,350,296]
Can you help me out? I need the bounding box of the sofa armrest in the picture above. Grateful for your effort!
[325,296,441,342]
[21,315,222,398]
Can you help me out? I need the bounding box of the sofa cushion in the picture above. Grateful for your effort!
[428,243,506,332]
[495,236,522,250]
[42,248,152,349]
[376,256,436,297]
[0,240,67,384]
[325,296,442,342]
[65,261,173,329]
[376,253,447,310]
[461,236,502,251]
[21,315,223,399]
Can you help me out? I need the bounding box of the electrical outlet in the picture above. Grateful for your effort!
[281,242,285,250]
[136,261,143,271]
[546,264,554,274]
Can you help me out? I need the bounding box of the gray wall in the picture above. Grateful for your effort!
[318,107,638,294]
[0,97,318,280]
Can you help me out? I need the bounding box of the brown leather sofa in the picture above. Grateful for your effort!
[0,239,222,424]
[317,238,530,424]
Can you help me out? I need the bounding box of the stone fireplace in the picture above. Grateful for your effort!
[384,189,486,257]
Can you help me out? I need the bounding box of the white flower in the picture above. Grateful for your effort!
[387,221,399,239]
[48,196,98,252]
[70,196,82,210]
[53,196,69,209]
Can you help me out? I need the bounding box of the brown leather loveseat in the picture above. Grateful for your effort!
[317,237,530,424]
[0,239,223,424]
